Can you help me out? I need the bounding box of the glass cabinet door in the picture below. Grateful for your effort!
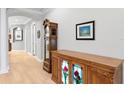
[45,26,50,59]
[61,60,69,84]
[72,64,83,84]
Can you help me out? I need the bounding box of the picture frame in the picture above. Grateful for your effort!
[76,21,95,40]
[14,30,23,41]
[37,30,41,39]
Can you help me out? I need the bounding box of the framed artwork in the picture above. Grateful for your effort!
[76,21,95,40]
[14,30,23,41]
[37,30,41,39]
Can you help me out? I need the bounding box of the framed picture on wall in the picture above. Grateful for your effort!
[76,21,95,40]
[37,30,41,39]
[14,30,23,41]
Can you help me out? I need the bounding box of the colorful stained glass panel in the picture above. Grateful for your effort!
[72,64,83,84]
[62,60,69,84]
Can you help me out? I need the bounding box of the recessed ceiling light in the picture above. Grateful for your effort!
[15,19,18,22]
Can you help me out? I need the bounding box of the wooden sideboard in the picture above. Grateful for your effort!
[51,50,123,84]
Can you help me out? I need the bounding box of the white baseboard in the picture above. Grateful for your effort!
[12,50,26,52]
[41,59,44,62]
[27,52,33,56]
[33,56,43,63]
[27,52,44,63]
[122,61,124,84]
[0,65,9,74]
[0,70,8,74]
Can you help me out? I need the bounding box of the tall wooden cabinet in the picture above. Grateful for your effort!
[43,19,58,73]
[52,50,123,84]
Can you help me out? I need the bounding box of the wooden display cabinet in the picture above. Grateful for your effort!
[43,19,58,73]
[51,50,123,84]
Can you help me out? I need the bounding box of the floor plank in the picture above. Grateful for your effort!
[0,51,55,84]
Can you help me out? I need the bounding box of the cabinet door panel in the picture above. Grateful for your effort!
[87,66,113,84]
[71,62,87,84]
[61,59,69,84]
[72,64,83,84]
[52,56,58,83]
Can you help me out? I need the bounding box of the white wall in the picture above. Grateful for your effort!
[24,22,31,53]
[24,20,43,61]
[44,8,124,59]
[0,9,1,65]
[43,8,124,83]
[9,25,25,50]
[0,8,9,74]
[35,20,44,60]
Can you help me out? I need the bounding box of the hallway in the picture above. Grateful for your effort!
[0,51,54,84]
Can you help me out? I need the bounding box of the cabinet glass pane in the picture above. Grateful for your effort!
[62,60,69,84]
[50,39,56,50]
[45,37,49,58]
[72,64,83,84]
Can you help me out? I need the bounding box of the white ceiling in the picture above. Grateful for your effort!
[8,16,31,28]
[7,8,52,28]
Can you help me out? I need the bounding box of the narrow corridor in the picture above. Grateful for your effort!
[0,51,54,84]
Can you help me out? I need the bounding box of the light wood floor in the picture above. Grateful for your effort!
[0,51,55,84]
